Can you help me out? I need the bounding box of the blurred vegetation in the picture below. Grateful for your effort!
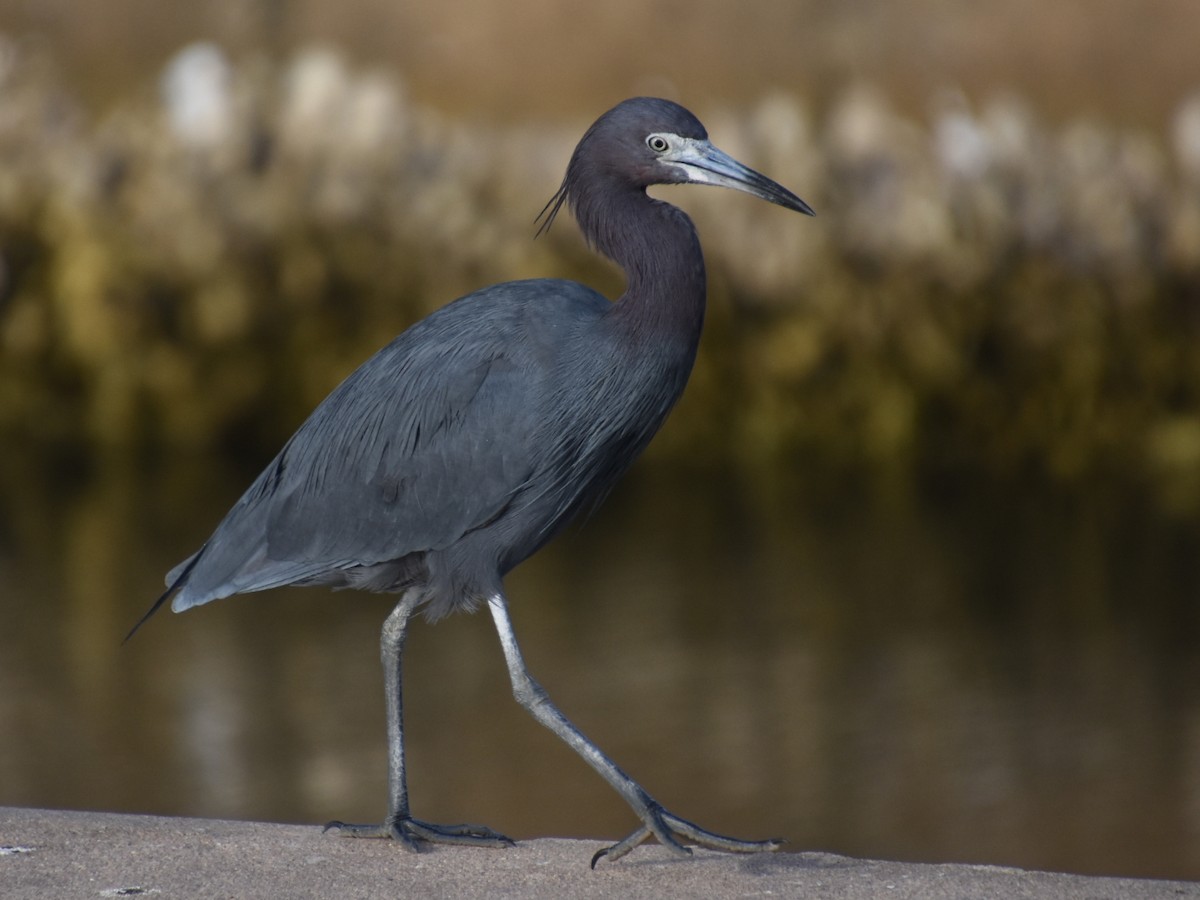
[1,38,1200,507]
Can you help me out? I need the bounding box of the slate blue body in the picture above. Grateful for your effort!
[168,274,697,620]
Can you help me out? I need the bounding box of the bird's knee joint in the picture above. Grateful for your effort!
[511,677,549,711]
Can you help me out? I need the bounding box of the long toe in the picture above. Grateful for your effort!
[403,818,515,848]
[324,817,514,851]
[591,806,783,867]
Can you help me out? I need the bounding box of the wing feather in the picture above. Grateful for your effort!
[170,285,567,610]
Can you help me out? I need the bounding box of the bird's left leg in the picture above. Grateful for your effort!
[487,593,782,865]
[325,590,513,850]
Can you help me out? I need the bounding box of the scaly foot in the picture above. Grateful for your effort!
[324,815,514,851]
[590,804,783,867]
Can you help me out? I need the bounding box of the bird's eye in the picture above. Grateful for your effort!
[646,135,669,153]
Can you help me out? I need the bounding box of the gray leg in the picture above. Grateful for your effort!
[325,591,513,850]
[486,593,782,865]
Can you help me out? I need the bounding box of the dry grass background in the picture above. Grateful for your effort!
[0,1,1199,504]
[2,0,1197,127]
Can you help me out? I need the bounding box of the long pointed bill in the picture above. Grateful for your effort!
[661,138,815,216]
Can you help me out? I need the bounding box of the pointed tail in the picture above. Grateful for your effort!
[123,545,207,643]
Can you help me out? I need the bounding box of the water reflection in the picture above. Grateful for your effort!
[0,448,1197,879]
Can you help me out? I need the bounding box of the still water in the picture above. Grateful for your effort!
[1,448,1198,879]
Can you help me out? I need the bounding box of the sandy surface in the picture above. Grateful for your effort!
[1,806,1196,900]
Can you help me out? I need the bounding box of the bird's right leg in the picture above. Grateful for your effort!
[324,591,513,850]
[487,593,781,865]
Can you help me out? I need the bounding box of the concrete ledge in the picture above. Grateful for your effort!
[1,806,1195,899]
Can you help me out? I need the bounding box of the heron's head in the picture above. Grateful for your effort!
[538,97,813,237]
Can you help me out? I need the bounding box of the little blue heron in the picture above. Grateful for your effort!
[130,97,814,865]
